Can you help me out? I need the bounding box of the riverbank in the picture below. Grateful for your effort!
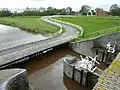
[0,16,59,35]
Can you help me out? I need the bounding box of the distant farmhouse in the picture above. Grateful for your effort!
[77,7,107,16]
[96,9,107,16]
[87,9,107,16]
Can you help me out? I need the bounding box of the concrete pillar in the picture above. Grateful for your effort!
[82,69,88,86]
[97,52,103,61]
[74,67,83,84]
[0,69,29,90]
[103,52,107,62]
[63,59,74,79]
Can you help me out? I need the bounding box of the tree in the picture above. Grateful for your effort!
[26,7,30,11]
[39,7,46,12]
[47,7,54,11]
[80,5,91,15]
[11,7,75,16]
[110,4,120,16]
[66,7,72,15]
[0,8,12,17]
[95,8,103,11]
[59,8,67,15]
[110,4,119,11]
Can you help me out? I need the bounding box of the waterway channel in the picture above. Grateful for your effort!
[27,44,91,90]
[0,23,109,90]
[6,44,90,90]
[0,24,90,90]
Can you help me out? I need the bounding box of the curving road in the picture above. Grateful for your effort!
[0,17,78,67]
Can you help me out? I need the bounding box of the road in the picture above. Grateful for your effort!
[0,17,78,67]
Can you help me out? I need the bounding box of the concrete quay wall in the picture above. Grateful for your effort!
[69,32,120,57]
[0,69,29,90]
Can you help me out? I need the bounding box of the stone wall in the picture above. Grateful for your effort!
[0,69,29,90]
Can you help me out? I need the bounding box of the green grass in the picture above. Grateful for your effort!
[54,16,120,41]
[0,16,59,34]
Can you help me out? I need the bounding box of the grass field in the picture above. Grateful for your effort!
[54,16,120,41]
[0,16,59,34]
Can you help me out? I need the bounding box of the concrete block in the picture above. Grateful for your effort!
[82,70,87,86]
[63,59,74,79]
[74,67,83,84]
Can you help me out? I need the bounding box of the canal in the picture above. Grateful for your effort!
[0,24,109,90]
[4,44,90,90]
[26,44,90,90]
[0,24,90,90]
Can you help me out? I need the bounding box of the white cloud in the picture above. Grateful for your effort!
[0,0,119,11]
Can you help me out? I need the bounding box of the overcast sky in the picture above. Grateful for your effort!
[0,0,119,11]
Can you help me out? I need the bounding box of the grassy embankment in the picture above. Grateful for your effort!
[0,16,59,35]
[54,16,120,41]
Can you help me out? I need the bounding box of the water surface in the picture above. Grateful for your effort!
[0,24,47,44]
[26,45,90,90]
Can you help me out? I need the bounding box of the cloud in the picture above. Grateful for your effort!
[0,0,119,11]
[32,0,46,1]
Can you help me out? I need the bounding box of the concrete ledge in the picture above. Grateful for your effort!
[0,69,29,90]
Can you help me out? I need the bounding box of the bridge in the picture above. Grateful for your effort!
[0,16,78,69]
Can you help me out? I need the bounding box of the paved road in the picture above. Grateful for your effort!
[0,17,78,67]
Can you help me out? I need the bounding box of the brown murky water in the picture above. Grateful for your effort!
[3,43,108,90]
[0,24,109,90]
[25,45,90,90]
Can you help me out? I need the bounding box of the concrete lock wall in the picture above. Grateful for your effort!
[0,69,29,90]
[69,32,120,58]
[69,40,95,57]
[93,32,120,50]
[63,57,102,89]
[86,72,99,89]
[6,71,29,90]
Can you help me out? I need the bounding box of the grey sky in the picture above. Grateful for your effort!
[0,0,119,11]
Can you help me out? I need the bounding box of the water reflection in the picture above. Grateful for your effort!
[0,24,48,44]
